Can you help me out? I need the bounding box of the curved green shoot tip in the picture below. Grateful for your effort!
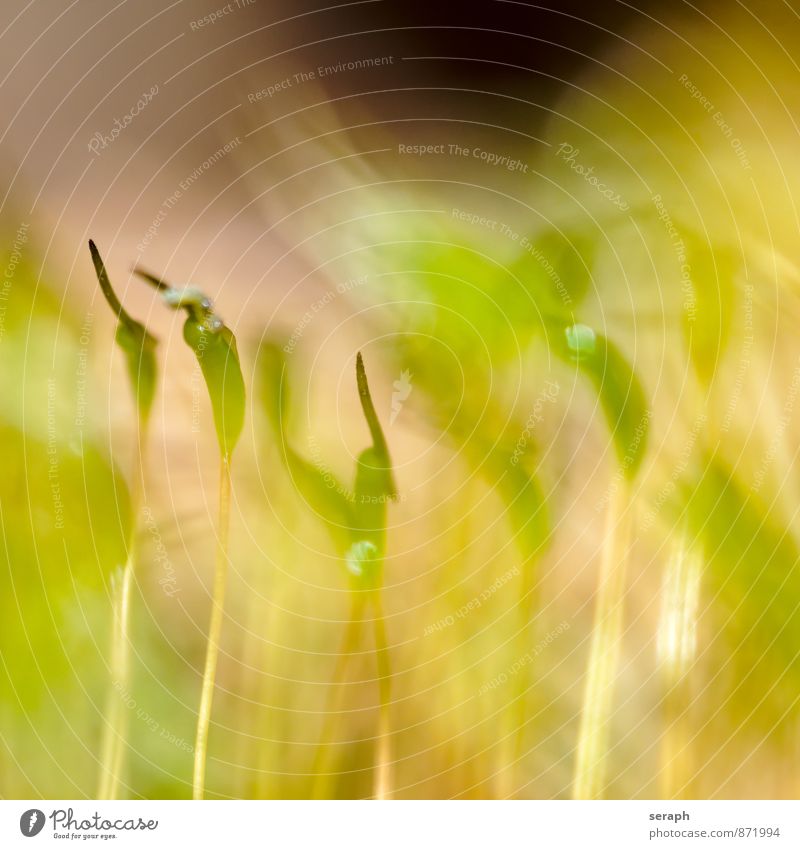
[89,240,158,424]
[132,268,170,293]
[134,268,245,459]
[346,353,397,579]
[355,352,397,499]
[135,269,224,333]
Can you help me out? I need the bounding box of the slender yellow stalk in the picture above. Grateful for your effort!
[310,589,393,800]
[491,565,536,799]
[658,534,702,799]
[311,595,366,799]
[506,563,538,798]
[371,591,393,800]
[796,718,800,800]
[108,563,133,784]
[573,480,632,799]
[97,426,146,800]
[97,565,130,799]
[193,455,232,800]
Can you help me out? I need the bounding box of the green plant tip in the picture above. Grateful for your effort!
[134,268,245,458]
[565,323,597,360]
[163,286,211,310]
[89,240,158,423]
[356,352,397,499]
[137,269,224,332]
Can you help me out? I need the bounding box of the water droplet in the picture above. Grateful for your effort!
[565,323,596,360]
[345,540,379,577]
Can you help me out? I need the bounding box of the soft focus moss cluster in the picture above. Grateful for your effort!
[1,208,798,799]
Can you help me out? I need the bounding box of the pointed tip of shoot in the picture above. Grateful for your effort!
[133,267,171,293]
[354,351,397,501]
[355,351,380,441]
[88,240,158,424]
[90,239,126,318]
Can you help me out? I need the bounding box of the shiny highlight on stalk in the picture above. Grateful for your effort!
[658,533,702,799]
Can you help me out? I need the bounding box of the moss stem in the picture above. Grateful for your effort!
[192,454,232,800]
[573,480,632,799]
[658,533,702,799]
[496,562,538,799]
[371,590,393,800]
[97,425,146,800]
[311,594,365,799]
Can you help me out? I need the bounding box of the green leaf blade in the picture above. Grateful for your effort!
[183,321,245,459]
[134,267,245,458]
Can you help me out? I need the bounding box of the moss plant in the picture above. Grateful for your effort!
[562,322,650,800]
[136,268,245,800]
[311,355,396,798]
[306,354,397,798]
[658,238,734,797]
[501,453,550,796]
[89,241,158,800]
[351,352,397,799]
[572,480,633,800]
[259,346,396,798]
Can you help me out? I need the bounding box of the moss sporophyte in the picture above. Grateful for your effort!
[350,353,396,798]
[135,267,244,800]
[135,271,245,460]
[258,346,397,798]
[309,354,396,798]
[89,241,158,800]
[563,320,650,799]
